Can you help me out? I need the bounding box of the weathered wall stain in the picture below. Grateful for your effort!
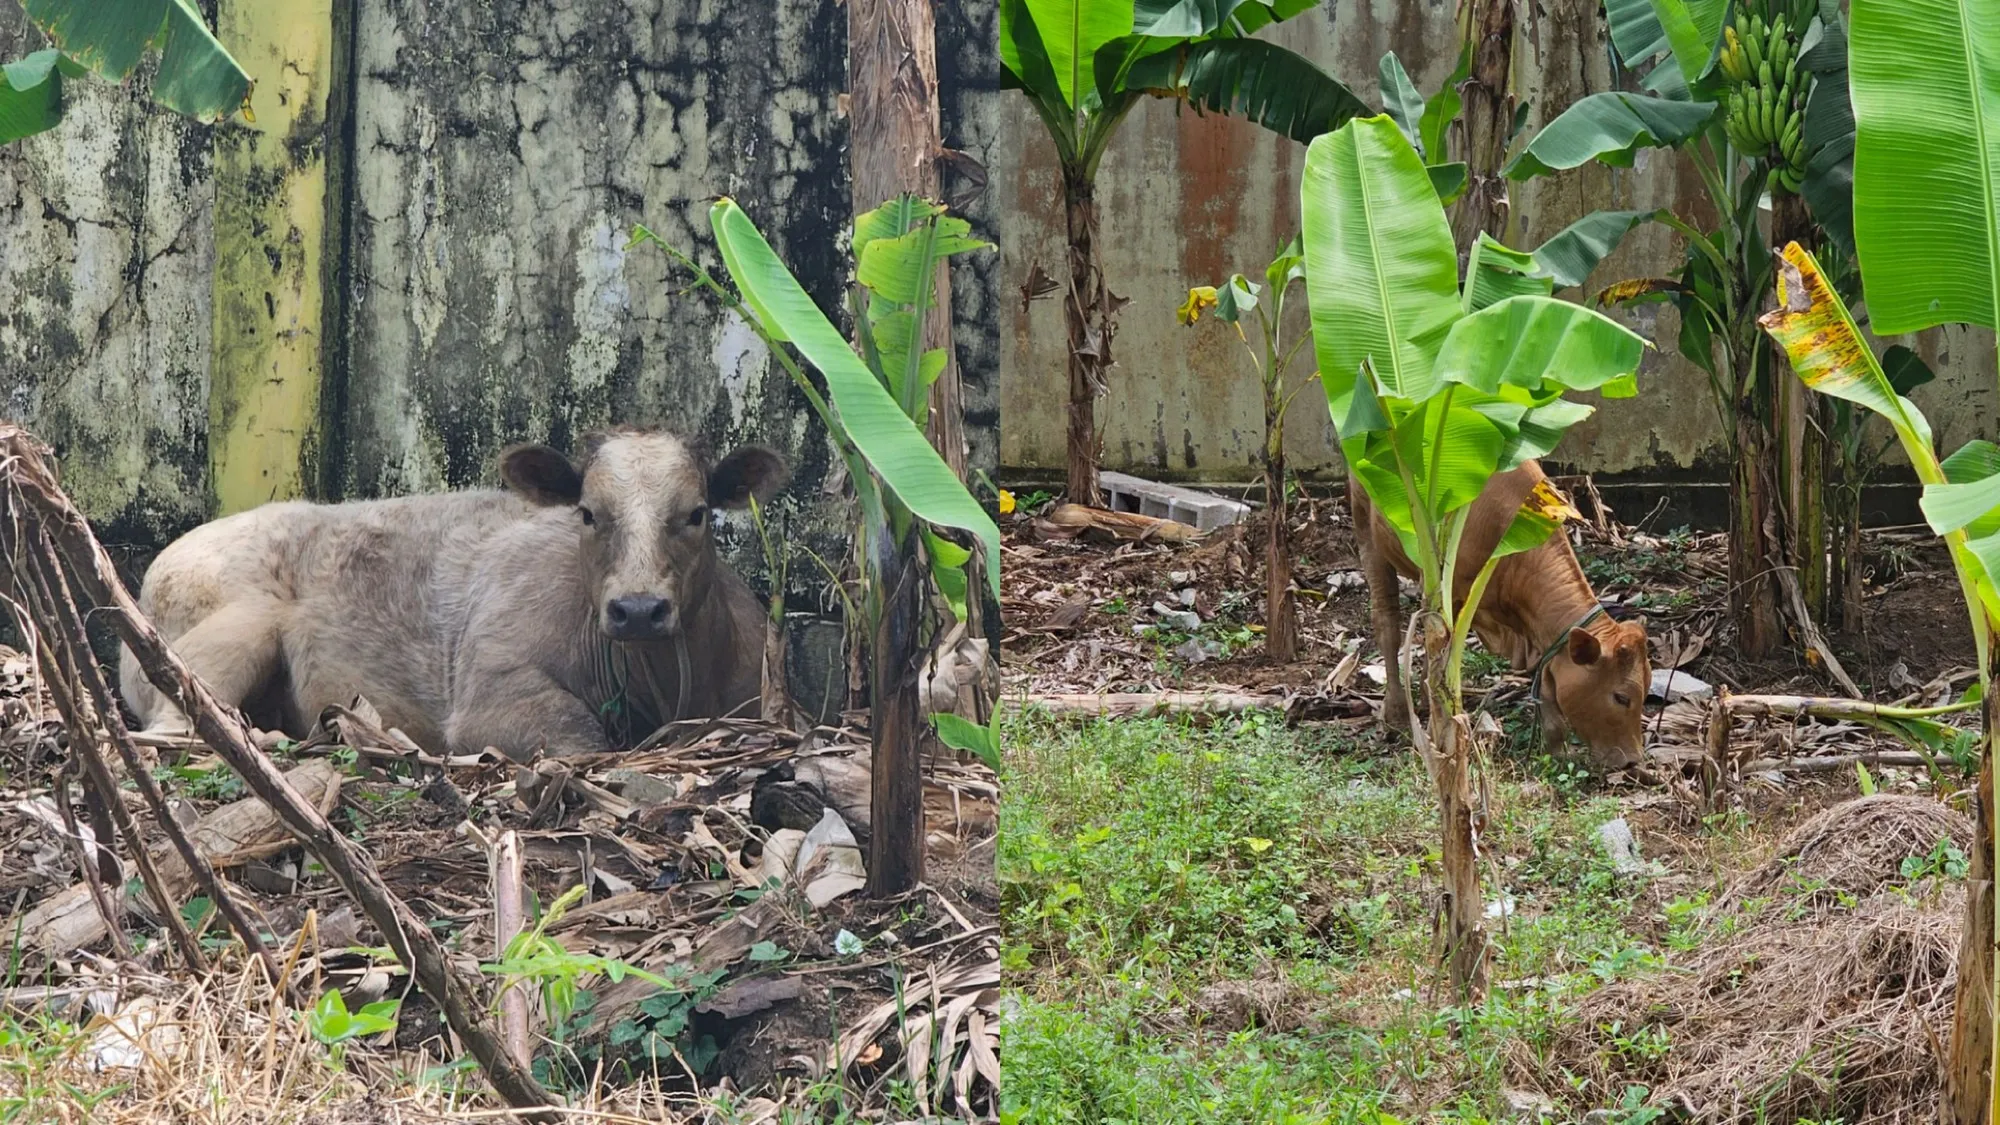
[999,0,2000,481]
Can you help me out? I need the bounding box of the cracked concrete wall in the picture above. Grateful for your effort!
[0,8,217,547]
[997,0,1999,482]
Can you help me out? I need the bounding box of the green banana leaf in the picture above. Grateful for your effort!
[933,711,1001,770]
[1504,93,1716,179]
[1305,116,1644,564]
[0,50,65,143]
[1646,0,1728,88]
[854,198,992,410]
[1022,0,1135,112]
[1133,0,1312,38]
[1433,295,1648,397]
[1797,0,1855,254]
[1848,0,2000,335]
[1604,0,1691,98]
[1379,52,1426,158]
[1301,115,1461,414]
[709,199,1001,598]
[1532,209,1664,289]
[23,0,250,123]
[1123,38,1368,144]
[1418,44,1471,161]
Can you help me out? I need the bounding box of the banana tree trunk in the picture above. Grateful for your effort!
[1263,423,1296,662]
[850,0,964,479]
[1450,0,1516,254]
[1731,328,1785,660]
[866,530,927,895]
[1947,706,1997,1125]
[1063,164,1110,508]
[1420,594,1488,1000]
[1770,190,1830,626]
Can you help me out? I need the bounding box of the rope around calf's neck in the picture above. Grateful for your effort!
[1527,604,1608,708]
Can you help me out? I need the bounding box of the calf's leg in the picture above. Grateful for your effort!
[445,668,611,761]
[1360,538,1413,732]
[120,600,285,732]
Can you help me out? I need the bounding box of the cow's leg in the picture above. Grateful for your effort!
[1538,702,1570,756]
[445,669,610,762]
[120,601,285,732]
[1361,541,1413,732]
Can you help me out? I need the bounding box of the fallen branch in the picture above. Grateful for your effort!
[1773,566,1862,697]
[492,831,530,1071]
[0,425,558,1119]
[1740,751,1937,774]
[1722,693,1977,723]
[1012,691,1286,717]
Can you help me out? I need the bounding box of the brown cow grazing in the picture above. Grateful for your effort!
[119,428,789,761]
[1349,460,1650,771]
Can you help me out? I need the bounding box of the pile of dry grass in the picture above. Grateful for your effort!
[1523,794,1971,1124]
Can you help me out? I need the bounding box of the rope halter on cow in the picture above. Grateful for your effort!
[1527,604,1608,709]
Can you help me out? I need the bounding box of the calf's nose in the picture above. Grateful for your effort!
[606,594,673,640]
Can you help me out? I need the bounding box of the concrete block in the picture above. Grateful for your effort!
[1099,472,1251,532]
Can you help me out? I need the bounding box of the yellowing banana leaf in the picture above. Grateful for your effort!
[1762,240,2000,628]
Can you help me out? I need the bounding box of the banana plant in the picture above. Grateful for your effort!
[1000,0,1365,507]
[1507,0,1857,653]
[1,0,251,143]
[1302,115,1646,999]
[1764,2,2000,1117]
[630,196,999,896]
[1178,236,1313,661]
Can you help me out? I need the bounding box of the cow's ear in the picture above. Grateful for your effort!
[708,446,790,509]
[500,444,583,506]
[1567,627,1603,666]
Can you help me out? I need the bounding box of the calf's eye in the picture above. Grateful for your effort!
[688,505,709,527]
[578,506,596,527]
[1613,692,1632,708]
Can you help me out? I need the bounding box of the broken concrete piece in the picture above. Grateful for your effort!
[1596,817,1667,878]
[1649,667,1714,704]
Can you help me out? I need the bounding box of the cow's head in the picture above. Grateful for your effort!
[499,429,789,642]
[1546,615,1650,772]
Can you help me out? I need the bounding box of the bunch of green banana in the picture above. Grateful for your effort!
[1715,6,1808,191]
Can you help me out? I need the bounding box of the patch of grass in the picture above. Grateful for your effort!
[1003,710,1678,1120]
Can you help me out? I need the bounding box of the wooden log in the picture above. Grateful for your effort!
[1037,504,1200,543]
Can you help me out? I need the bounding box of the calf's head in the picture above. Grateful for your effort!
[499,430,789,642]
[1546,615,1650,772]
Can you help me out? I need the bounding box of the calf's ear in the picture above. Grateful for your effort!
[1567,627,1602,666]
[500,445,584,506]
[708,446,790,509]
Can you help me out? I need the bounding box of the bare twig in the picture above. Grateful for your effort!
[492,831,530,1071]
[1773,565,1862,697]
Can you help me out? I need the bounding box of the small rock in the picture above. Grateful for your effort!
[1361,662,1388,686]
[1649,667,1714,703]
[1327,570,1366,592]
[1168,570,1192,585]
[1485,894,1516,919]
[1174,638,1222,664]
[1151,604,1201,632]
[1177,587,1198,608]
[1501,1088,1555,1119]
[606,767,682,807]
[1597,817,1668,878]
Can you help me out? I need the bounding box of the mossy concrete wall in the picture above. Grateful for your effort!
[997,0,2000,484]
[0,0,1001,622]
